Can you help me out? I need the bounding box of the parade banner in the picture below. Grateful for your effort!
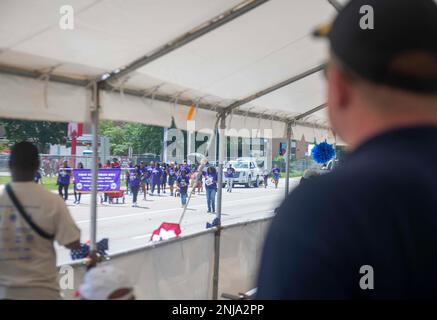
[73,169,121,192]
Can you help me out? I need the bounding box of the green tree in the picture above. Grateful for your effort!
[99,121,163,156]
[99,121,127,156]
[0,119,68,152]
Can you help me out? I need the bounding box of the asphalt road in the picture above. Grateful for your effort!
[49,178,300,265]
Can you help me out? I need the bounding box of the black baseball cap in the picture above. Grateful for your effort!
[314,0,437,94]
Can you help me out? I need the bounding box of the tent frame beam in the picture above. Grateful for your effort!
[0,64,329,130]
[327,0,342,12]
[0,63,88,87]
[222,64,325,116]
[292,103,327,122]
[108,84,331,130]
[100,0,270,83]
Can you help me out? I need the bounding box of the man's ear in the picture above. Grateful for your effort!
[328,65,352,111]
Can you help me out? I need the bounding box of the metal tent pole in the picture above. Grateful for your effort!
[212,114,226,299]
[216,115,226,218]
[163,128,168,164]
[89,84,100,257]
[284,123,292,196]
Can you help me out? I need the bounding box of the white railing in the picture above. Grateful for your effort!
[60,216,272,300]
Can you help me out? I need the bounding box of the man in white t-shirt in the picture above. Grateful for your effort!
[0,142,81,300]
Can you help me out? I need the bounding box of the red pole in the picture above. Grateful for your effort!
[71,134,77,168]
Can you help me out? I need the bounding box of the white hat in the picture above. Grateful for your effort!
[79,265,134,300]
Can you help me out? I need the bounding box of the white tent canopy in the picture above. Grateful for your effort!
[0,0,347,142]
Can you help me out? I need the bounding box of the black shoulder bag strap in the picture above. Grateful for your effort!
[5,184,55,240]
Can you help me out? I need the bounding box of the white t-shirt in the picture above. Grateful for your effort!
[0,182,80,299]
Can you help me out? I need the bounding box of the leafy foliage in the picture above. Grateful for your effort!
[0,119,67,152]
[99,121,163,156]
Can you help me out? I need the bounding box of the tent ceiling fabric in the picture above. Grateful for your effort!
[0,0,339,142]
[137,0,333,100]
[0,73,89,123]
[0,0,242,71]
[240,72,327,119]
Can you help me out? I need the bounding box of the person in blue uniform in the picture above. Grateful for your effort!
[204,166,218,213]
[161,163,168,194]
[225,164,235,193]
[129,165,141,207]
[257,0,437,299]
[150,163,163,196]
[146,162,154,193]
[167,162,177,196]
[73,162,84,204]
[57,160,71,201]
[139,162,147,200]
[34,169,42,184]
[125,161,133,195]
[177,169,190,207]
[271,166,280,189]
[181,161,191,175]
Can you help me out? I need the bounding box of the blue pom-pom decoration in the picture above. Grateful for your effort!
[311,142,336,164]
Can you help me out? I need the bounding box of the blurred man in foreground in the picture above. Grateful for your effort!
[258,0,437,299]
[0,142,80,300]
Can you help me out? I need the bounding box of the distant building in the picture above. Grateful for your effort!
[271,136,309,161]
[49,134,110,161]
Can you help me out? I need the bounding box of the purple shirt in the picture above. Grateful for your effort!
[34,171,42,184]
[177,175,190,193]
[129,169,141,188]
[225,167,235,178]
[181,165,191,175]
[168,168,176,176]
[205,173,218,190]
[146,166,153,178]
[58,166,71,185]
[139,167,147,180]
[272,168,280,177]
[151,167,163,183]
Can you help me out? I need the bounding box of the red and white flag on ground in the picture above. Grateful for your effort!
[150,222,181,242]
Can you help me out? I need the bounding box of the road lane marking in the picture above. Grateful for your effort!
[131,233,152,240]
[76,194,281,224]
